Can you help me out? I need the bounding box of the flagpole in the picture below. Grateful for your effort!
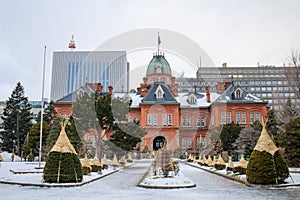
[158,32,160,55]
[38,46,46,168]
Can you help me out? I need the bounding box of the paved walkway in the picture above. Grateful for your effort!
[0,161,300,200]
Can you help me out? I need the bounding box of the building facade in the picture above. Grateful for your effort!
[53,53,269,155]
[176,65,299,110]
[50,51,129,101]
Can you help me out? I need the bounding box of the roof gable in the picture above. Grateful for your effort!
[215,83,264,103]
[142,82,178,104]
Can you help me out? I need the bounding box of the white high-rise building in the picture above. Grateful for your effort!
[50,51,129,101]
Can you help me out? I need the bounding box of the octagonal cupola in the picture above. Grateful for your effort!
[146,52,172,85]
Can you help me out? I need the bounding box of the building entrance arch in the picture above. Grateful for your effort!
[153,136,166,151]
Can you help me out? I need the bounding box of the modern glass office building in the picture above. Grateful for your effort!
[176,65,299,109]
[50,51,129,101]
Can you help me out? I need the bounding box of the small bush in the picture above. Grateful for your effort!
[28,153,35,162]
[233,166,246,174]
[82,166,91,175]
[215,164,226,170]
[91,165,102,172]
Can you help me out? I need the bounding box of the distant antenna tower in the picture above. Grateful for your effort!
[68,35,76,50]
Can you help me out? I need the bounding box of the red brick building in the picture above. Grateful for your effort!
[54,52,269,154]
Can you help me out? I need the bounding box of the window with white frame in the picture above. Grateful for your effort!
[256,112,260,121]
[236,112,240,124]
[242,112,246,124]
[201,116,206,127]
[221,112,226,124]
[250,113,255,123]
[182,137,192,149]
[196,137,202,148]
[181,117,186,127]
[202,138,207,148]
[227,112,232,123]
[168,114,173,125]
[196,117,201,127]
[147,114,152,125]
[187,117,191,127]
[153,114,158,125]
[162,114,167,125]
[128,117,133,122]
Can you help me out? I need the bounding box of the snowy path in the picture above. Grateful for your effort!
[0,161,299,200]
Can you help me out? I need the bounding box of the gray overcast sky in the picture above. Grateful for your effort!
[1,0,300,101]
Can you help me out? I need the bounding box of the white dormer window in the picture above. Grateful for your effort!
[155,85,165,99]
[188,94,197,104]
[235,88,243,98]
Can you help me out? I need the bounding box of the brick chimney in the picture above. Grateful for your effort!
[205,86,211,103]
[96,83,103,94]
[108,85,113,95]
[140,87,148,97]
[224,81,232,90]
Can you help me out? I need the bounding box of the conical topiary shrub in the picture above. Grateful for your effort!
[43,121,83,183]
[233,155,247,174]
[207,155,213,167]
[91,156,102,172]
[111,154,120,169]
[119,155,126,166]
[215,154,226,170]
[187,154,193,162]
[82,155,92,175]
[226,156,234,171]
[246,119,289,185]
[102,154,108,170]
[126,153,133,163]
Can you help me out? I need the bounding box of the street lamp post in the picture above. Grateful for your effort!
[38,46,46,168]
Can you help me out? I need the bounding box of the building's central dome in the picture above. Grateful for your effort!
[146,54,172,76]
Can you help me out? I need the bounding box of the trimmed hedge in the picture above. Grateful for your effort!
[246,150,289,185]
[233,166,246,175]
[43,152,83,183]
[91,165,102,172]
[215,164,226,170]
[82,166,91,175]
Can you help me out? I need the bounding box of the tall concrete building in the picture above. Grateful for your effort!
[176,65,299,109]
[50,51,129,101]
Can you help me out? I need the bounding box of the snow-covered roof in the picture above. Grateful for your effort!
[176,92,221,108]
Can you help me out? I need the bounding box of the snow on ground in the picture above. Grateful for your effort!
[186,161,300,186]
[0,161,300,200]
[138,171,195,188]
[0,160,130,186]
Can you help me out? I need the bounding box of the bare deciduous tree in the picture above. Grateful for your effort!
[285,48,300,98]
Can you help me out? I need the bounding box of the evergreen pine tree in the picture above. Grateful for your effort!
[1,82,33,155]
[65,115,84,156]
[22,121,49,159]
[246,119,289,184]
[219,122,242,155]
[36,100,57,124]
[46,117,62,148]
[266,109,280,145]
[278,117,300,167]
